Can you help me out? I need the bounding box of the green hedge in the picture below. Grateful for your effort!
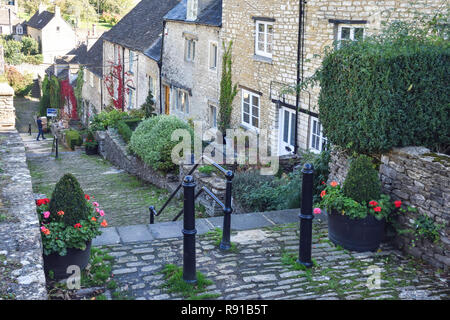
[129,115,194,173]
[318,35,449,154]
[116,120,132,144]
[122,118,142,131]
[66,130,82,150]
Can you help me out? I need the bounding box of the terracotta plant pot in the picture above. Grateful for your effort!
[43,241,91,280]
[328,210,385,252]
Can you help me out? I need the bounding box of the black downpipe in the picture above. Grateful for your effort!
[158,21,166,115]
[294,0,306,154]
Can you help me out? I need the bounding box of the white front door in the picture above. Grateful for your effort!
[278,107,296,156]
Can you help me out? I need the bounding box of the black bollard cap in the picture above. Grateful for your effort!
[183,175,196,186]
[302,163,314,174]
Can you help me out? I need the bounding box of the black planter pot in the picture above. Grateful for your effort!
[43,241,92,280]
[328,210,385,252]
[85,145,98,155]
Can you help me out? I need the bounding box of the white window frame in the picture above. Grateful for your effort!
[176,88,189,114]
[129,50,134,73]
[209,41,218,71]
[209,104,217,128]
[241,89,260,131]
[127,87,134,109]
[309,117,328,154]
[89,71,94,87]
[185,39,196,62]
[255,20,273,58]
[16,25,23,35]
[337,25,365,48]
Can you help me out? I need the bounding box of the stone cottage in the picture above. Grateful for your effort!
[220,0,447,157]
[162,0,222,132]
[101,0,181,112]
[0,7,22,38]
[24,4,77,64]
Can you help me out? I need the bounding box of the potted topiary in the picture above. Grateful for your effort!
[36,173,108,280]
[318,154,395,252]
[84,130,98,155]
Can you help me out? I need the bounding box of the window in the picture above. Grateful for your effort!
[175,89,189,114]
[337,25,364,48]
[114,45,119,65]
[310,117,328,153]
[16,25,23,35]
[209,42,218,70]
[255,21,273,58]
[241,90,260,130]
[185,39,196,62]
[209,105,217,128]
[148,76,156,102]
[127,87,134,109]
[129,51,134,73]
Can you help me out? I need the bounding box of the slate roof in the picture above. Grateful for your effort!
[102,0,181,53]
[25,10,54,30]
[144,36,162,62]
[54,44,88,65]
[164,0,222,27]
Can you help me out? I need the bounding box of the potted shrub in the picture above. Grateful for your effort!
[36,174,108,280]
[318,155,395,252]
[84,130,98,155]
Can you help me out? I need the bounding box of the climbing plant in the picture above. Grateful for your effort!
[48,75,61,110]
[74,67,84,120]
[218,41,237,135]
[60,79,78,119]
[39,75,50,116]
[104,49,134,111]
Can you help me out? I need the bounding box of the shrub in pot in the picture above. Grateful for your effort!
[37,174,108,280]
[318,155,395,252]
[84,130,98,155]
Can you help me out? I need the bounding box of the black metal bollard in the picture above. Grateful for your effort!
[55,136,59,159]
[220,170,234,251]
[28,123,32,135]
[297,163,314,268]
[149,206,155,224]
[182,175,197,284]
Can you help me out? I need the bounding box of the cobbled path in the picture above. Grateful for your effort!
[21,133,183,226]
[102,219,449,300]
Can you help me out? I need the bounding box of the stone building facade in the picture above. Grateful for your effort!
[162,0,222,132]
[0,82,14,129]
[25,5,77,64]
[221,0,447,157]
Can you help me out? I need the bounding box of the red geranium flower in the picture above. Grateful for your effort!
[394,200,402,208]
[373,206,382,212]
[36,198,50,206]
[320,190,326,198]
[74,223,82,229]
[85,194,90,200]
[369,201,378,207]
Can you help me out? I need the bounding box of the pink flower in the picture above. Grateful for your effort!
[92,202,99,207]
[40,226,46,232]
[313,208,321,215]
[43,211,50,219]
[99,210,105,217]
[95,207,100,213]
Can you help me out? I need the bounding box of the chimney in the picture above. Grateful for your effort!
[186,0,214,21]
[54,5,61,18]
[38,3,46,14]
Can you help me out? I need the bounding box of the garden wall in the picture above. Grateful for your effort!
[0,130,47,299]
[329,147,450,270]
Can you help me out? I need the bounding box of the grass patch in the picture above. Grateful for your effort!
[281,250,317,271]
[81,247,115,287]
[205,228,238,253]
[160,264,219,300]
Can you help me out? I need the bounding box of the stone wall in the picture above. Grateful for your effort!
[0,130,47,299]
[0,83,15,129]
[328,147,450,270]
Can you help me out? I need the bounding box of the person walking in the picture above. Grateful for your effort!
[36,117,46,141]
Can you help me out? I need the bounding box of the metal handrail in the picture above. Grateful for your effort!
[149,154,231,223]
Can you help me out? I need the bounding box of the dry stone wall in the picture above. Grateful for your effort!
[329,146,450,270]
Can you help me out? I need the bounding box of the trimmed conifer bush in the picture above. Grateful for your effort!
[49,173,90,226]
[342,155,381,204]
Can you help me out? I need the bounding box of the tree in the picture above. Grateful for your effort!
[218,41,238,135]
[1,38,24,65]
[89,0,134,15]
[21,36,39,56]
[55,0,97,24]
[140,88,156,118]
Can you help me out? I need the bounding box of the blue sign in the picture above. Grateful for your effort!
[47,108,57,117]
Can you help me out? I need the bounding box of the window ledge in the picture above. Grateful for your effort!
[239,123,260,134]
[253,54,273,64]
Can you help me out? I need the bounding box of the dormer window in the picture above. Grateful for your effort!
[16,25,23,35]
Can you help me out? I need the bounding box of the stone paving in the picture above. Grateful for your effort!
[98,214,449,300]
[21,133,183,226]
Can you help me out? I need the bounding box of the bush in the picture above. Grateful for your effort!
[49,173,90,227]
[21,36,39,56]
[122,118,142,131]
[317,22,450,154]
[129,115,194,173]
[1,38,24,65]
[39,75,50,116]
[90,109,130,131]
[5,66,33,96]
[25,54,43,65]
[66,130,82,150]
[116,120,132,143]
[342,154,381,204]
